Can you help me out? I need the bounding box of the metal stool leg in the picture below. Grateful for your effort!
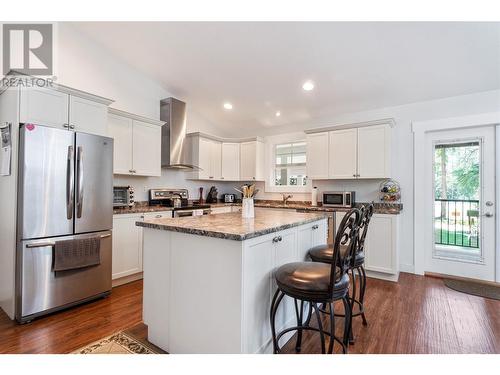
[313,303,326,354]
[294,299,304,353]
[359,265,368,326]
[342,295,352,354]
[270,289,285,354]
[327,302,335,354]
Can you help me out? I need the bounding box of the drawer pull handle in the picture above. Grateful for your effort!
[312,224,319,230]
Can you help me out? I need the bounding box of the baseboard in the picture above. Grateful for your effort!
[399,263,415,274]
[425,272,500,286]
[112,272,143,288]
[365,270,399,282]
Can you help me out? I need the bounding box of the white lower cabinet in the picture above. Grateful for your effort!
[297,220,328,261]
[334,211,399,281]
[112,211,172,281]
[112,214,143,280]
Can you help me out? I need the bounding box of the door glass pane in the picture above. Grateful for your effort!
[433,140,481,260]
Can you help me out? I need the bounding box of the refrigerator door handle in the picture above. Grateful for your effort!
[76,146,84,218]
[66,145,74,220]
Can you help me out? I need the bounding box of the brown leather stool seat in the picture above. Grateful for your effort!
[275,262,350,302]
[309,244,365,267]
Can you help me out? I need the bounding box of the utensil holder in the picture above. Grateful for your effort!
[242,198,255,218]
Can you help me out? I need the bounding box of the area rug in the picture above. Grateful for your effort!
[72,332,161,354]
[444,278,500,301]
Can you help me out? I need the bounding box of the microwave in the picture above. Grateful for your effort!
[113,186,135,208]
[322,191,355,208]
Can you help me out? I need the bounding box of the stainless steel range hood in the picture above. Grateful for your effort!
[160,97,200,170]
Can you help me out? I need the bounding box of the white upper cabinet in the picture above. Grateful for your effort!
[108,113,133,175]
[107,109,164,177]
[221,143,240,181]
[210,141,222,180]
[357,125,391,178]
[306,132,329,179]
[69,96,108,136]
[306,121,392,180]
[329,128,358,179]
[20,87,69,128]
[240,141,265,181]
[190,136,222,180]
[19,86,112,136]
[132,120,162,176]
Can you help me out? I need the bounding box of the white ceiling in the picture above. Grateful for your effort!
[71,22,500,134]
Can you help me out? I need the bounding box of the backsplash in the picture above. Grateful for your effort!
[114,170,389,205]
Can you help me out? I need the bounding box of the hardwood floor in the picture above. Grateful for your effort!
[0,273,498,354]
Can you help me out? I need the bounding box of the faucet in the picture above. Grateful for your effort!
[282,194,293,205]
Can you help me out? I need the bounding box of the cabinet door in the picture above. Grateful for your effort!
[210,141,222,180]
[69,96,108,136]
[364,215,398,274]
[240,141,257,181]
[297,223,314,261]
[20,87,69,129]
[312,219,328,248]
[108,113,133,175]
[132,120,162,176]
[221,143,240,181]
[328,129,357,179]
[195,137,212,180]
[357,125,391,178]
[272,230,297,332]
[112,215,143,279]
[306,132,329,179]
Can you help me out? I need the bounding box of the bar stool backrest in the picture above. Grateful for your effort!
[357,203,374,255]
[329,208,361,293]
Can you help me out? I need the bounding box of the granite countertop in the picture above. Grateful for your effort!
[113,203,173,215]
[115,200,402,215]
[210,200,402,215]
[136,211,328,241]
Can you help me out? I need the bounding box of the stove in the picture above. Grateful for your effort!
[149,188,211,217]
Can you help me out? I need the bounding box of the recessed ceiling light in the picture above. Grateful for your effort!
[275,111,281,117]
[302,81,315,91]
[223,102,233,110]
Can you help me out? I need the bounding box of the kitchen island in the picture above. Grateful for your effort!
[137,211,328,353]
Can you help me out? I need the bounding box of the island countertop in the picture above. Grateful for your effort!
[136,210,328,241]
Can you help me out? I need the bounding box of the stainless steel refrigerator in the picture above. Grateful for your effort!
[16,123,113,323]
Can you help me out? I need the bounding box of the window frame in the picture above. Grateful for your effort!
[264,133,311,193]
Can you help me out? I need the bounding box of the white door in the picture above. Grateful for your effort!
[19,87,69,129]
[108,113,133,175]
[306,132,329,179]
[221,142,240,181]
[69,96,108,136]
[357,125,391,178]
[132,120,161,176]
[328,129,357,179]
[424,126,496,281]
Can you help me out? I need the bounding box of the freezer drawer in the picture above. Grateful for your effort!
[16,231,112,322]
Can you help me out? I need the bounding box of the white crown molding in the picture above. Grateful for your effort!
[108,107,165,127]
[187,131,264,143]
[304,118,396,134]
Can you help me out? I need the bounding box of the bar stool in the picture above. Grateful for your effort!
[270,208,361,354]
[308,204,374,344]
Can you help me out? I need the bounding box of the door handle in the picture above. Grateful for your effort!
[484,212,494,218]
[66,145,74,220]
[76,146,84,218]
[100,233,111,239]
[26,242,56,248]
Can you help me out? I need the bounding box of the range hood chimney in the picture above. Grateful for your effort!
[160,97,199,170]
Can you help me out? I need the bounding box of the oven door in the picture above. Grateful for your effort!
[113,189,129,207]
[323,192,346,207]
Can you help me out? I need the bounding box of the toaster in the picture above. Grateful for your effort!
[222,193,236,203]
